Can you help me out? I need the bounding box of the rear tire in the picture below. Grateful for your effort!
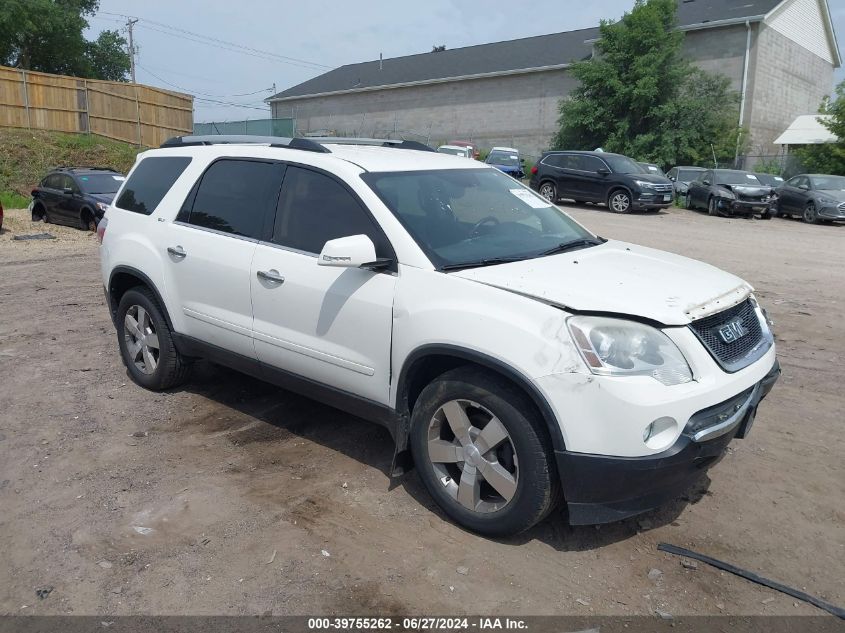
[116,287,190,390]
[80,208,97,231]
[409,367,559,536]
[538,182,557,203]
[708,196,718,216]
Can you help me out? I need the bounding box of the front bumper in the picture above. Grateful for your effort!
[633,191,673,209]
[556,360,780,525]
[719,198,771,215]
[818,204,845,220]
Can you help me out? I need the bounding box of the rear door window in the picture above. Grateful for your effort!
[116,156,192,215]
[186,159,283,239]
[580,156,606,173]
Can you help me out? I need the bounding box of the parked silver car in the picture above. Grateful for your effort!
[775,174,845,224]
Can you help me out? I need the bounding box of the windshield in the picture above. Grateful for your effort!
[755,174,783,186]
[438,147,466,156]
[362,168,595,268]
[715,171,761,186]
[604,155,645,174]
[810,175,845,190]
[487,151,520,167]
[678,169,705,181]
[78,173,125,194]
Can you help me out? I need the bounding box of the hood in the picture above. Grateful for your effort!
[720,184,772,196]
[89,192,116,204]
[450,240,751,325]
[632,173,671,185]
[817,189,845,202]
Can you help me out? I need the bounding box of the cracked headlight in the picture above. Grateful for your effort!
[567,316,693,386]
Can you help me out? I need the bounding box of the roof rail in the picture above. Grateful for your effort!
[159,135,330,153]
[306,137,436,152]
[52,166,120,173]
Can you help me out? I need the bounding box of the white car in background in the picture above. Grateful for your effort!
[99,136,779,536]
[437,144,473,158]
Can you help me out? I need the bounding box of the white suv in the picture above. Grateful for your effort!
[99,136,780,536]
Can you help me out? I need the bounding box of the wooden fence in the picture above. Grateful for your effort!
[0,65,193,147]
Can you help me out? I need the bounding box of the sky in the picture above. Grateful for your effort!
[87,0,845,123]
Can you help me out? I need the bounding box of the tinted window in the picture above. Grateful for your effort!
[603,154,645,174]
[45,174,62,189]
[580,156,607,172]
[273,166,388,256]
[542,154,565,168]
[810,175,845,190]
[714,170,761,186]
[116,156,192,215]
[678,169,704,181]
[61,175,79,192]
[188,159,282,239]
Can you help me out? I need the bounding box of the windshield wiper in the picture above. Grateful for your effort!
[440,256,528,272]
[538,237,606,257]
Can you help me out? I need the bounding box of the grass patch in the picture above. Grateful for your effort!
[0,128,142,199]
[0,190,30,208]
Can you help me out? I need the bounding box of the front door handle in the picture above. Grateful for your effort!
[167,246,187,259]
[257,269,284,284]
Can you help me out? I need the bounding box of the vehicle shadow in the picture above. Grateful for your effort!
[168,361,708,552]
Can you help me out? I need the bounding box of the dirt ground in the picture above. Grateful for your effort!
[0,205,843,617]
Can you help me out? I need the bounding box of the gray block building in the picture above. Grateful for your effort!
[268,0,841,160]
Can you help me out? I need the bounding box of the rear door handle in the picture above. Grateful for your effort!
[257,269,284,284]
[167,246,186,259]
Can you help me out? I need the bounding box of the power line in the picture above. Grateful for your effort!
[96,10,331,70]
[137,64,274,99]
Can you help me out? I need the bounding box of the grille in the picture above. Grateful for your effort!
[838,202,845,211]
[737,193,768,202]
[689,299,768,372]
[651,184,673,193]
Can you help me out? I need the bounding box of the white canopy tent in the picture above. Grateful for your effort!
[774,115,837,145]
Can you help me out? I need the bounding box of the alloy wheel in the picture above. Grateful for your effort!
[804,203,817,224]
[123,304,160,375]
[610,192,631,213]
[426,399,518,514]
[539,183,555,202]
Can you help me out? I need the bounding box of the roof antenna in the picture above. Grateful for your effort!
[379,53,383,71]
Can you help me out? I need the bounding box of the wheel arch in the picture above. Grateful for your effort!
[107,266,174,332]
[607,185,633,206]
[395,344,566,454]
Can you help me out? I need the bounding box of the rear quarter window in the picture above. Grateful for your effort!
[116,156,192,215]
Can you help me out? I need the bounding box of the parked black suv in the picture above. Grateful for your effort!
[529,151,673,213]
[31,167,125,230]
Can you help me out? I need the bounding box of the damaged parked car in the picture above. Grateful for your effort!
[686,169,774,219]
[31,167,125,230]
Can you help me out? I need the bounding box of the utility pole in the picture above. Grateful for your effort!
[126,18,139,83]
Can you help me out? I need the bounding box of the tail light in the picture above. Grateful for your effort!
[530,165,538,175]
[96,216,108,244]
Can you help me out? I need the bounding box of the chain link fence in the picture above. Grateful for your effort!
[193,117,296,138]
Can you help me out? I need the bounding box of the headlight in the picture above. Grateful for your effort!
[817,195,838,206]
[95,201,109,212]
[634,180,657,189]
[567,316,693,386]
[719,190,736,200]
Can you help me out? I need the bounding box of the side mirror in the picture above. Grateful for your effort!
[597,168,611,176]
[62,187,75,195]
[702,180,711,186]
[318,234,388,270]
[668,176,676,181]
[798,184,809,190]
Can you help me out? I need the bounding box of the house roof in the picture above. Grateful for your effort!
[774,114,837,145]
[268,0,784,102]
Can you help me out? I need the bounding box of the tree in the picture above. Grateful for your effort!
[0,0,130,81]
[552,0,742,168]
[793,80,845,175]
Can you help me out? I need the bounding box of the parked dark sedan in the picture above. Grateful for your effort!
[775,174,845,224]
[529,151,673,212]
[686,169,774,218]
[666,166,706,196]
[31,167,125,230]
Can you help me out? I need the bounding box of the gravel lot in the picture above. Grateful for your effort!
[0,205,843,617]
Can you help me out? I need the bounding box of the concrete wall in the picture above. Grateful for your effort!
[272,69,577,157]
[746,24,835,156]
[682,24,750,92]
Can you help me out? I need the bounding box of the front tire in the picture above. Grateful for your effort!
[803,203,819,224]
[608,190,632,213]
[117,287,190,390]
[708,196,719,216]
[80,208,97,231]
[409,367,559,536]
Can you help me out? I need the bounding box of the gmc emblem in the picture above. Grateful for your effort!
[717,318,748,344]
